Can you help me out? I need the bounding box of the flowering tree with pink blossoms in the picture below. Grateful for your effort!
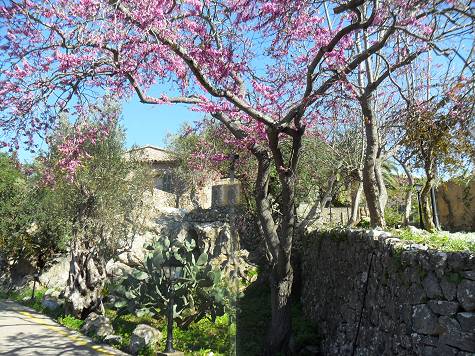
[0,0,472,352]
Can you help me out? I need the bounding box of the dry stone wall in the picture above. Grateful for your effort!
[301,229,475,356]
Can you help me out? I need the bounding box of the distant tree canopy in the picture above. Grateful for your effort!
[0,153,67,277]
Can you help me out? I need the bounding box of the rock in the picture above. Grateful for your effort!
[439,331,475,353]
[412,304,439,335]
[44,288,61,298]
[435,343,459,356]
[407,283,427,304]
[441,279,457,301]
[457,279,475,311]
[430,252,448,270]
[103,334,123,345]
[438,316,461,335]
[456,312,475,332]
[422,272,443,299]
[38,256,69,289]
[462,271,475,281]
[298,345,321,355]
[129,324,162,354]
[81,313,113,338]
[41,295,62,311]
[428,300,459,316]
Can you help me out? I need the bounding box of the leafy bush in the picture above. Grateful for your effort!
[385,207,404,227]
[58,315,84,330]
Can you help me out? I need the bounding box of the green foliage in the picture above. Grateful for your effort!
[58,315,84,330]
[396,228,475,252]
[384,207,404,228]
[113,233,232,327]
[356,217,371,229]
[0,153,67,276]
[173,314,230,354]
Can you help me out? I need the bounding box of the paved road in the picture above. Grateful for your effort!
[0,300,128,355]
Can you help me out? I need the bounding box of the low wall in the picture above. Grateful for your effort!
[301,229,475,356]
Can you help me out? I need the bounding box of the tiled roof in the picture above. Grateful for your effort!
[127,145,177,163]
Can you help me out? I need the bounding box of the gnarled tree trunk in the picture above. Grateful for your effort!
[64,241,106,318]
[63,194,106,319]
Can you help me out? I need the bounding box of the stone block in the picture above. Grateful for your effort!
[438,316,461,335]
[439,331,475,353]
[412,304,439,335]
[457,279,475,311]
[456,312,475,332]
[441,279,457,301]
[422,272,443,299]
[428,300,459,316]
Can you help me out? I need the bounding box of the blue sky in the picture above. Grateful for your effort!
[121,96,201,148]
[14,95,202,163]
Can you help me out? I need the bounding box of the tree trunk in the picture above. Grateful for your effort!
[266,265,293,355]
[348,175,363,226]
[64,239,106,318]
[421,160,436,232]
[360,95,386,228]
[375,158,388,212]
[399,161,414,225]
[252,143,295,355]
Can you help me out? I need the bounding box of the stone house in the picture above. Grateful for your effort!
[130,145,240,209]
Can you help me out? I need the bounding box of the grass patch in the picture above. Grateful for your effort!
[395,228,475,253]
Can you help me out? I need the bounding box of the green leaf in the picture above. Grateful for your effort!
[132,270,149,280]
[114,300,127,309]
[152,253,164,267]
[196,252,208,266]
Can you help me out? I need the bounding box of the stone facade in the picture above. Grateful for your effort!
[301,229,475,356]
[437,178,475,232]
[131,145,241,209]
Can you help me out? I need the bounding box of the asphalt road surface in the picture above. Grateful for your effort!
[0,299,127,355]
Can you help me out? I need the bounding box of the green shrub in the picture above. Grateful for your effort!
[385,207,403,227]
[58,315,84,330]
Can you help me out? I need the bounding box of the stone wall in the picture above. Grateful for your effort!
[301,229,475,356]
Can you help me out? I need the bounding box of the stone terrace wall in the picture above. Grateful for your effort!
[301,230,475,356]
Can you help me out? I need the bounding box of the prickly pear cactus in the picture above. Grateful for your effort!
[112,234,232,326]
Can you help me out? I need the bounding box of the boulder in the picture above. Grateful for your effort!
[80,313,113,338]
[103,334,123,345]
[129,324,162,355]
[39,256,70,289]
[41,289,63,311]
